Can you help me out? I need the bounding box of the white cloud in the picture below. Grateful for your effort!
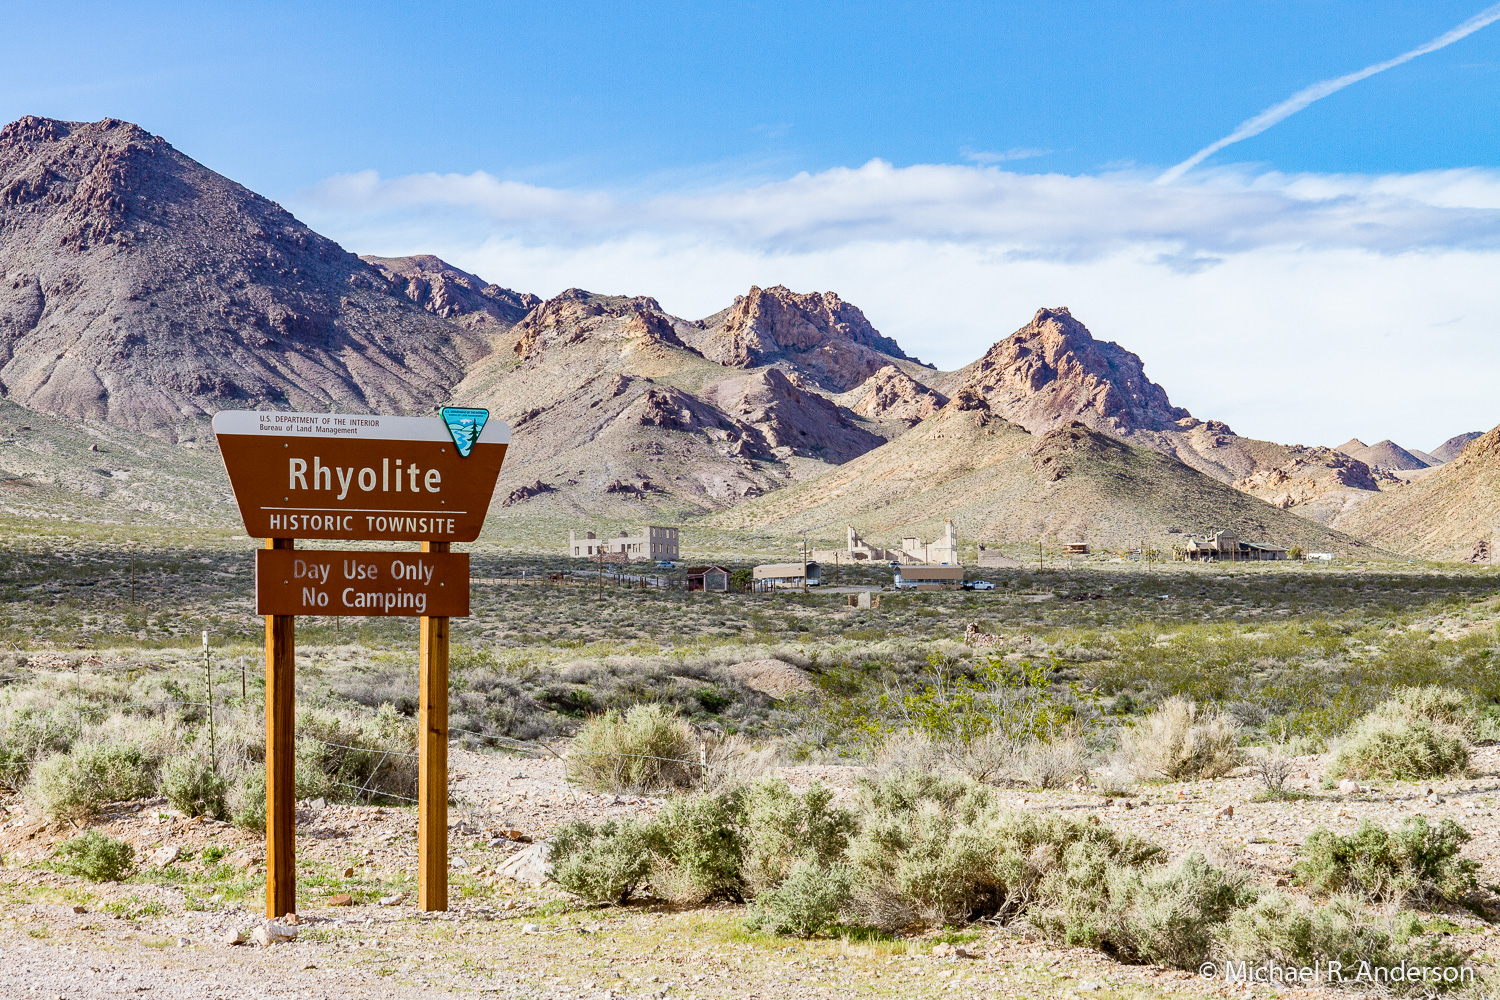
[293,160,1500,450]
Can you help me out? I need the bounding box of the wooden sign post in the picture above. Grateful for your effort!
[214,409,509,917]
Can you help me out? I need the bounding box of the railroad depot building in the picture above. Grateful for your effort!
[1181,530,1288,561]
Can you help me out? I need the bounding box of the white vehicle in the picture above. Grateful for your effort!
[966,580,996,591]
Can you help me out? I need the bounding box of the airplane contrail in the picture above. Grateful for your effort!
[1157,3,1500,184]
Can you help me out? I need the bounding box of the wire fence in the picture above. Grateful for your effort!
[0,655,711,807]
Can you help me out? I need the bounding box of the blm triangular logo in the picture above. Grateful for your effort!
[441,407,489,458]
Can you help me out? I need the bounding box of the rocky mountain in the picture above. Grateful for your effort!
[708,390,1364,554]
[1338,439,1430,472]
[838,365,948,429]
[361,254,538,335]
[934,307,1390,521]
[939,307,1189,435]
[1333,424,1500,560]
[0,116,488,439]
[1432,432,1484,463]
[448,285,918,518]
[680,285,921,392]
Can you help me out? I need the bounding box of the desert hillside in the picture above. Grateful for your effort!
[1333,425,1500,560]
[0,117,491,440]
[937,307,1394,520]
[707,389,1366,554]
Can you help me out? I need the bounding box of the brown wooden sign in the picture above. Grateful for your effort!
[212,410,510,542]
[256,549,470,617]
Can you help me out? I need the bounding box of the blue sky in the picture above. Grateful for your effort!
[4,2,1500,446]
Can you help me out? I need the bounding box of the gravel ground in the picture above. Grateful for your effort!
[5,746,1500,999]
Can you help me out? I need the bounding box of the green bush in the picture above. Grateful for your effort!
[566,703,698,794]
[51,830,135,882]
[1294,816,1479,906]
[1324,714,1468,782]
[1215,894,1472,996]
[845,771,1161,931]
[742,778,855,896]
[295,704,416,803]
[1121,697,1242,781]
[161,752,228,820]
[0,708,75,791]
[745,860,855,937]
[550,818,660,904]
[1377,686,1477,737]
[648,790,747,905]
[25,742,156,822]
[228,764,267,833]
[1034,849,1254,968]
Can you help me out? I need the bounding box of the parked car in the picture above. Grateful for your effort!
[965,580,996,591]
[656,560,676,568]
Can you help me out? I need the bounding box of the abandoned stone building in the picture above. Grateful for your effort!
[568,526,680,562]
[817,520,962,565]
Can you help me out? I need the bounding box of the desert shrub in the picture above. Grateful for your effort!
[1377,686,1477,737]
[1215,894,1472,996]
[745,860,855,937]
[0,708,75,791]
[1294,816,1479,906]
[700,734,777,794]
[228,764,267,833]
[550,817,661,904]
[295,704,416,803]
[742,778,855,896]
[1011,735,1092,790]
[25,742,156,822]
[1249,746,1298,798]
[648,790,747,905]
[566,703,698,793]
[1324,714,1468,782]
[941,730,1015,783]
[1121,697,1241,780]
[1033,849,1254,968]
[161,751,228,820]
[845,771,1161,931]
[51,830,135,882]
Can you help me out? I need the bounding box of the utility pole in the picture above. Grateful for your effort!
[801,531,808,594]
[597,542,603,601]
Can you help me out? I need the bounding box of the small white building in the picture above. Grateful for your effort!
[752,562,821,591]
[893,565,965,590]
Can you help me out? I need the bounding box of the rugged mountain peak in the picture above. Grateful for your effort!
[847,365,947,426]
[684,284,912,391]
[954,307,1190,437]
[0,116,485,437]
[361,255,538,333]
[511,288,677,359]
[1335,438,1369,455]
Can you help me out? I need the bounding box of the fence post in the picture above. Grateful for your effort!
[203,630,216,770]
